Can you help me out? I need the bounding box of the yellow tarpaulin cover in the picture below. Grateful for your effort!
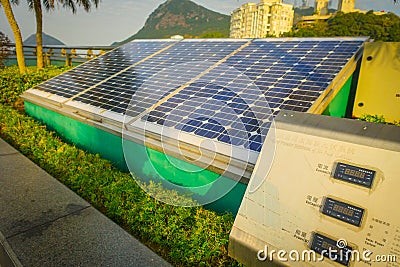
[353,42,400,123]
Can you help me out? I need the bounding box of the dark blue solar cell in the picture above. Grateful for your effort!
[245,134,263,151]
[156,118,166,125]
[268,102,281,109]
[218,134,232,144]
[266,97,284,104]
[205,84,222,92]
[219,90,238,97]
[266,91,289,98]
[203,121,225,133]
[194,127,219,139]
[227,129,248,146]
[298,83,325,91]
[241,117,260,132]
[280,104,309,112]
[163,102,179,109]
[243,109,256,118]
[228,102,249,113]
[256,81,275,88]
[294,90,320,96]
[292,63,315,73]
[155,106,172,113]
[284,99,313,107]
[161,119,176,127]
[289,94,318,102]
[212,94,232,101]
[178,118,204,133]
[196,109,216,117]
[146,110,165,122]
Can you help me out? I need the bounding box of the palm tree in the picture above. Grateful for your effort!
[31,0,46,69]
[0,0,27,74]
[29,0,99,69]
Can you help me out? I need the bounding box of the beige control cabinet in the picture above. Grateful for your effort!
[229,111,400,267]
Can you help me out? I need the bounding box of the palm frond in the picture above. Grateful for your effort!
[27,0,33,10]
[42,0,55,11]
[60,0,77,13]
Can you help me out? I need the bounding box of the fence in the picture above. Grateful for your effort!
[3,43,115,67]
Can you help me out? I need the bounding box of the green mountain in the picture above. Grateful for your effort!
[114,0,231,45]
[24,32,66,46]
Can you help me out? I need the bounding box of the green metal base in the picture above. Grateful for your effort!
[24,102,246,215]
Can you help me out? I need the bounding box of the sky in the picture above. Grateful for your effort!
[0,0,399,46]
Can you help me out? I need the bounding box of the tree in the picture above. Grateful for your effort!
[31,0,45,69]
[0,31,11,68]
[29,0,100,69]
[289,12,400,42]
[200,31,225,38]
[0,0,27,74]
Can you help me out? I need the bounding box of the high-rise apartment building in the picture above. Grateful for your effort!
[338,0,355,13]
[315,0,329,15]
[230,0,294,38]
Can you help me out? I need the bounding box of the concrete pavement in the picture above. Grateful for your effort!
[0,138,171,267]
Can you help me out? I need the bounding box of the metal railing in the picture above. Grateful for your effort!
[3,43,115,66]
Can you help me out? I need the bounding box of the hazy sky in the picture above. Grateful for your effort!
[0,0,399,46]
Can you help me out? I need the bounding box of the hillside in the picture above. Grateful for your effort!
[24,32,65,46]
[114,0,230,45]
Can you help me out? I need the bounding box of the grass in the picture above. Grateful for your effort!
[358,114,400,126]
[0,66,240,266]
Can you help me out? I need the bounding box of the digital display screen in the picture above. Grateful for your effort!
[321,197,364,227]
[344,168,365,179]
[309,232,353,266]
[321,241,338,251]
[333,204,354,217]
[333,162,375,188]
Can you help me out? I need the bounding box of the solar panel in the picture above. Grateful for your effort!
[23,37,367,162]
[137,38,366,152]
[70,39,249,115]
[31,40,177,99]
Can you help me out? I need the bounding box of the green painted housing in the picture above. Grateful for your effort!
[24,102,246,214]
[322,75,353,118]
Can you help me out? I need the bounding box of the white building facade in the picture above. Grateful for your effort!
[230,0,294,38]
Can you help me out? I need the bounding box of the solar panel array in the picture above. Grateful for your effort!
[34,40,177,99]
[27,38,366,154]
[139,39,365,152]
[73,40,248,114]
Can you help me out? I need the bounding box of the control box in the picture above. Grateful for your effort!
[229,111,400,266]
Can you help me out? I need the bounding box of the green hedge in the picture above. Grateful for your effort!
[0,67,240,266]
[0,65,70,105]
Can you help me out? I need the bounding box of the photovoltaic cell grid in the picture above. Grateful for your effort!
[32,40,176,99]
[142,39,365,152]
[73,40,248,114]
